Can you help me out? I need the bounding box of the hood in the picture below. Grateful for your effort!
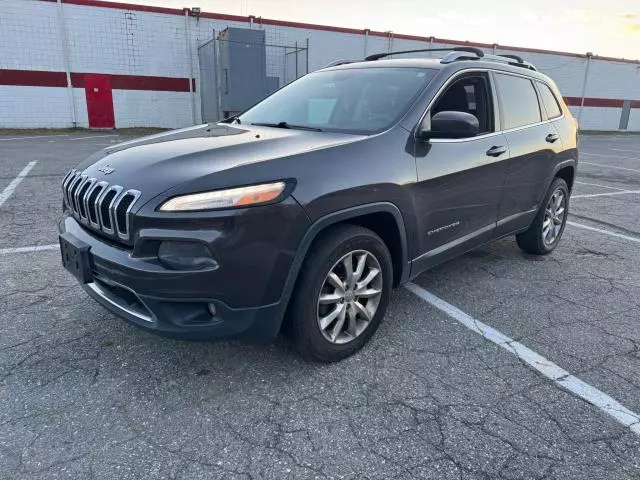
[75,123,364,203]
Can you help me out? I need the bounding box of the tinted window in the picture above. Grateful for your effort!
[495,73,541,129]
[239,68,436,134]
[432,74,493,134]
[537,82,562,119]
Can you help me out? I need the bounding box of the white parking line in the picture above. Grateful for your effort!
[567,221,640,244]
[574,181,627,191]
[572,190,640,199]
[582,152,639,161]
[0,161,37,207]
[0,244,58,255]
[404,282,640,436]
[0,134,69,141]
[582,162,640,174]
[68,135,119,141]
[610,148,640,154]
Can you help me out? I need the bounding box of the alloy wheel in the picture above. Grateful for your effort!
[542,188,566,246]
[316,250,383,344]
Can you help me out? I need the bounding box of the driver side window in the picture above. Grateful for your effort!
[431,74,494,135]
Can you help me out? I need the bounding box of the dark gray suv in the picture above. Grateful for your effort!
[59,47,578,361]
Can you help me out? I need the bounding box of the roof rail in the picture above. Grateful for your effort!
[330,47,537,72]
[364,46,484,61]
[322,59,356,68]
[440,51,537,71]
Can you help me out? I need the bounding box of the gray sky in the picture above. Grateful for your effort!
[112,0,639,59]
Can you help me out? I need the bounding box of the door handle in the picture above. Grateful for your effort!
[486,146,507,157]
[546,133,559,143]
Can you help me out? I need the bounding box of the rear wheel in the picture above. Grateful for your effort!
[286,225,393,362]
[516,177,569,255]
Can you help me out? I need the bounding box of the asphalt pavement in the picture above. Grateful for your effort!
[1,132,639,479]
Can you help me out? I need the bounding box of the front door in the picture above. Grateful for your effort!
[412,72,508,272]
[84,74,115,129]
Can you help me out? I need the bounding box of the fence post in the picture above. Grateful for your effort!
[56,0,77,128]
[578,52,593,125]
[184,8,197,125]
[364,29,370,57]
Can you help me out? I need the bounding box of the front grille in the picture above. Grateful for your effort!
[62,169,141,242]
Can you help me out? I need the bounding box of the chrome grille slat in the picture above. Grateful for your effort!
[61,170,140,243]
[78,178,96,222]
[68,175,85,214]
[100,185,123,235]
[113,189,142,240]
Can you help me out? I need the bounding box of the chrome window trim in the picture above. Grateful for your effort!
[416,67,565,144]
[113,189,141,240]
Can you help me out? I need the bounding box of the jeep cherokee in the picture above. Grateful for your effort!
[58,47,578,362]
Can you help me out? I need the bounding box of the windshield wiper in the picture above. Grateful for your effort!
[221,115,241,124]
[250,121,323,132]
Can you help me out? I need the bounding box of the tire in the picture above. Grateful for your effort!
[516,177,569,255]
[286,224,393,362]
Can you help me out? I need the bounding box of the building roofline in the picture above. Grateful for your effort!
[40,0,640,65]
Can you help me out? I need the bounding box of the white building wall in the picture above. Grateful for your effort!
[0,0,638,131]
[112,90,194,128]
[627,109,640,132]
[0,86,67,128]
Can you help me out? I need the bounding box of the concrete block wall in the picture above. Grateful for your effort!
[0,0,639,130]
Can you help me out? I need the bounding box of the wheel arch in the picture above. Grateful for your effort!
[552,159,576,192]
[275,202,410,331]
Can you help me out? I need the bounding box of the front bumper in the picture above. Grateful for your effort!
[58,201,308,341]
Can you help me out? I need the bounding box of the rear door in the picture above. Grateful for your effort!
[412,71,509,271]
[494,72,564,235]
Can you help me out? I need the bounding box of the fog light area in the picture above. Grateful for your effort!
[157,241,218,271]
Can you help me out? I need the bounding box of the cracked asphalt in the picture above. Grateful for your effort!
[1,133,640,479]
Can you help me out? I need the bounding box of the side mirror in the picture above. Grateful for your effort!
[417,111,480,140]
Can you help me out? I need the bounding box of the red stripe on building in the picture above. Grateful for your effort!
[3,69,638,108]
[563,97,625,108]
[40,0,640,65]
[71,73,193,92]
[0,70,193,92]
[0,69,67,87]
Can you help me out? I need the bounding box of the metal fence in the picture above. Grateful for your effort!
[198,30,309,122]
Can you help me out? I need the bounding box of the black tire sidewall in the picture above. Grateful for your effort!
[290,227,393,362]
[534,178,570,253]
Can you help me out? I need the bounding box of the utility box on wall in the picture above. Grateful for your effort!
[219,27,279,117]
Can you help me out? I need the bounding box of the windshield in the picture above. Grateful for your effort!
[237,67,437,134]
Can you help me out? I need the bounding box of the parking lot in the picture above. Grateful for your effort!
[1,132,639,479]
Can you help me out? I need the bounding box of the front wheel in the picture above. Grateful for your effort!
[286,225,393,362]
[516,177,569,255]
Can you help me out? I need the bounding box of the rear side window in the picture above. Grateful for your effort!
[536,82,562,119]
[495,73,541,130]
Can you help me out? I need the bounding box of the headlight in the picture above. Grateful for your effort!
[159,181,287,212]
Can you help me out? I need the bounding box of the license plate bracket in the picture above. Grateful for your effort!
[59,232,93,284]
